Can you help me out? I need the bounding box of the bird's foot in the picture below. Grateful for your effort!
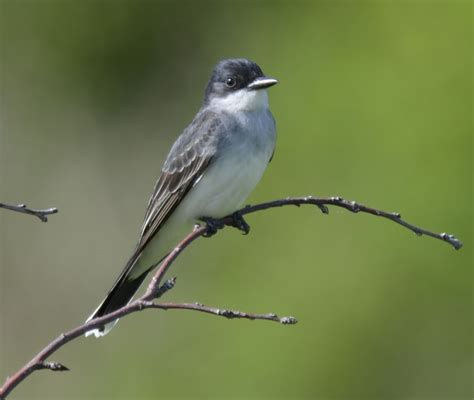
[200,217,225,238]
[228,211,250,235]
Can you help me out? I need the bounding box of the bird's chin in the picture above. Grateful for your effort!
[210,89,269,113]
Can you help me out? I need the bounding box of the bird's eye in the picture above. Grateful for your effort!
[225,76,237,88]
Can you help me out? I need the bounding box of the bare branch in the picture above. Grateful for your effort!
[236,196,463,250]
[0,195,462,399]
[150,302,298,324]
[0,202,58,222]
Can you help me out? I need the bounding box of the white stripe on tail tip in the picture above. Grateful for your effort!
[84,302,119,337]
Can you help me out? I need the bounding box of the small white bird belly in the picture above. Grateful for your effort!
[182,148,270,220]
[134,137,272,277]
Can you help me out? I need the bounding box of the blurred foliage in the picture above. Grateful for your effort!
[1,1,472,399]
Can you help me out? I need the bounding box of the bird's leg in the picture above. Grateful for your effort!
[199,217,225,237]
[227,210,250,235]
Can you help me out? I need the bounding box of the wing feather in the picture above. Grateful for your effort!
[137,111,223,251]
[85,111,225,327]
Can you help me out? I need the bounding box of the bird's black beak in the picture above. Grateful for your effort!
[247,76,278,90]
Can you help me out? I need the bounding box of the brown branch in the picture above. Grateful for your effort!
[150,302,298,324]
[0,195,462,399]
[237,196,463,250]
[0,202,58,222]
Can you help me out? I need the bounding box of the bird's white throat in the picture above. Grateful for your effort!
[209,89,269,113]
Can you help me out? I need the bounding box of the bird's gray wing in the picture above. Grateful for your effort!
[137,110,223,251]
[84,111,224,326]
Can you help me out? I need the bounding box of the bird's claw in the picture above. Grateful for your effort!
[229,211,250,235]
[200,217,225,237]
[199,212,250,237]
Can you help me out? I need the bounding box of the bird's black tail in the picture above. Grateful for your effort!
[85,251,150,337]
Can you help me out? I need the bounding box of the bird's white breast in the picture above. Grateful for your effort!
[177,105,276,221]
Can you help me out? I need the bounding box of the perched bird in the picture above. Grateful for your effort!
[86,58,278,337]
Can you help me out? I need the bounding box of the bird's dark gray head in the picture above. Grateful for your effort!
[204,58,278,105]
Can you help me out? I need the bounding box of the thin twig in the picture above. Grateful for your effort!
[0,202,58,222]
[236,196,463,250]
[0,195,462,399]
[150,302,298,324]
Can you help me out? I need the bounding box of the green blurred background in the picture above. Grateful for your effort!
[1,1,472,399]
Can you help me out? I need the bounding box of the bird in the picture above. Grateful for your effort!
[85,58,278,337]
